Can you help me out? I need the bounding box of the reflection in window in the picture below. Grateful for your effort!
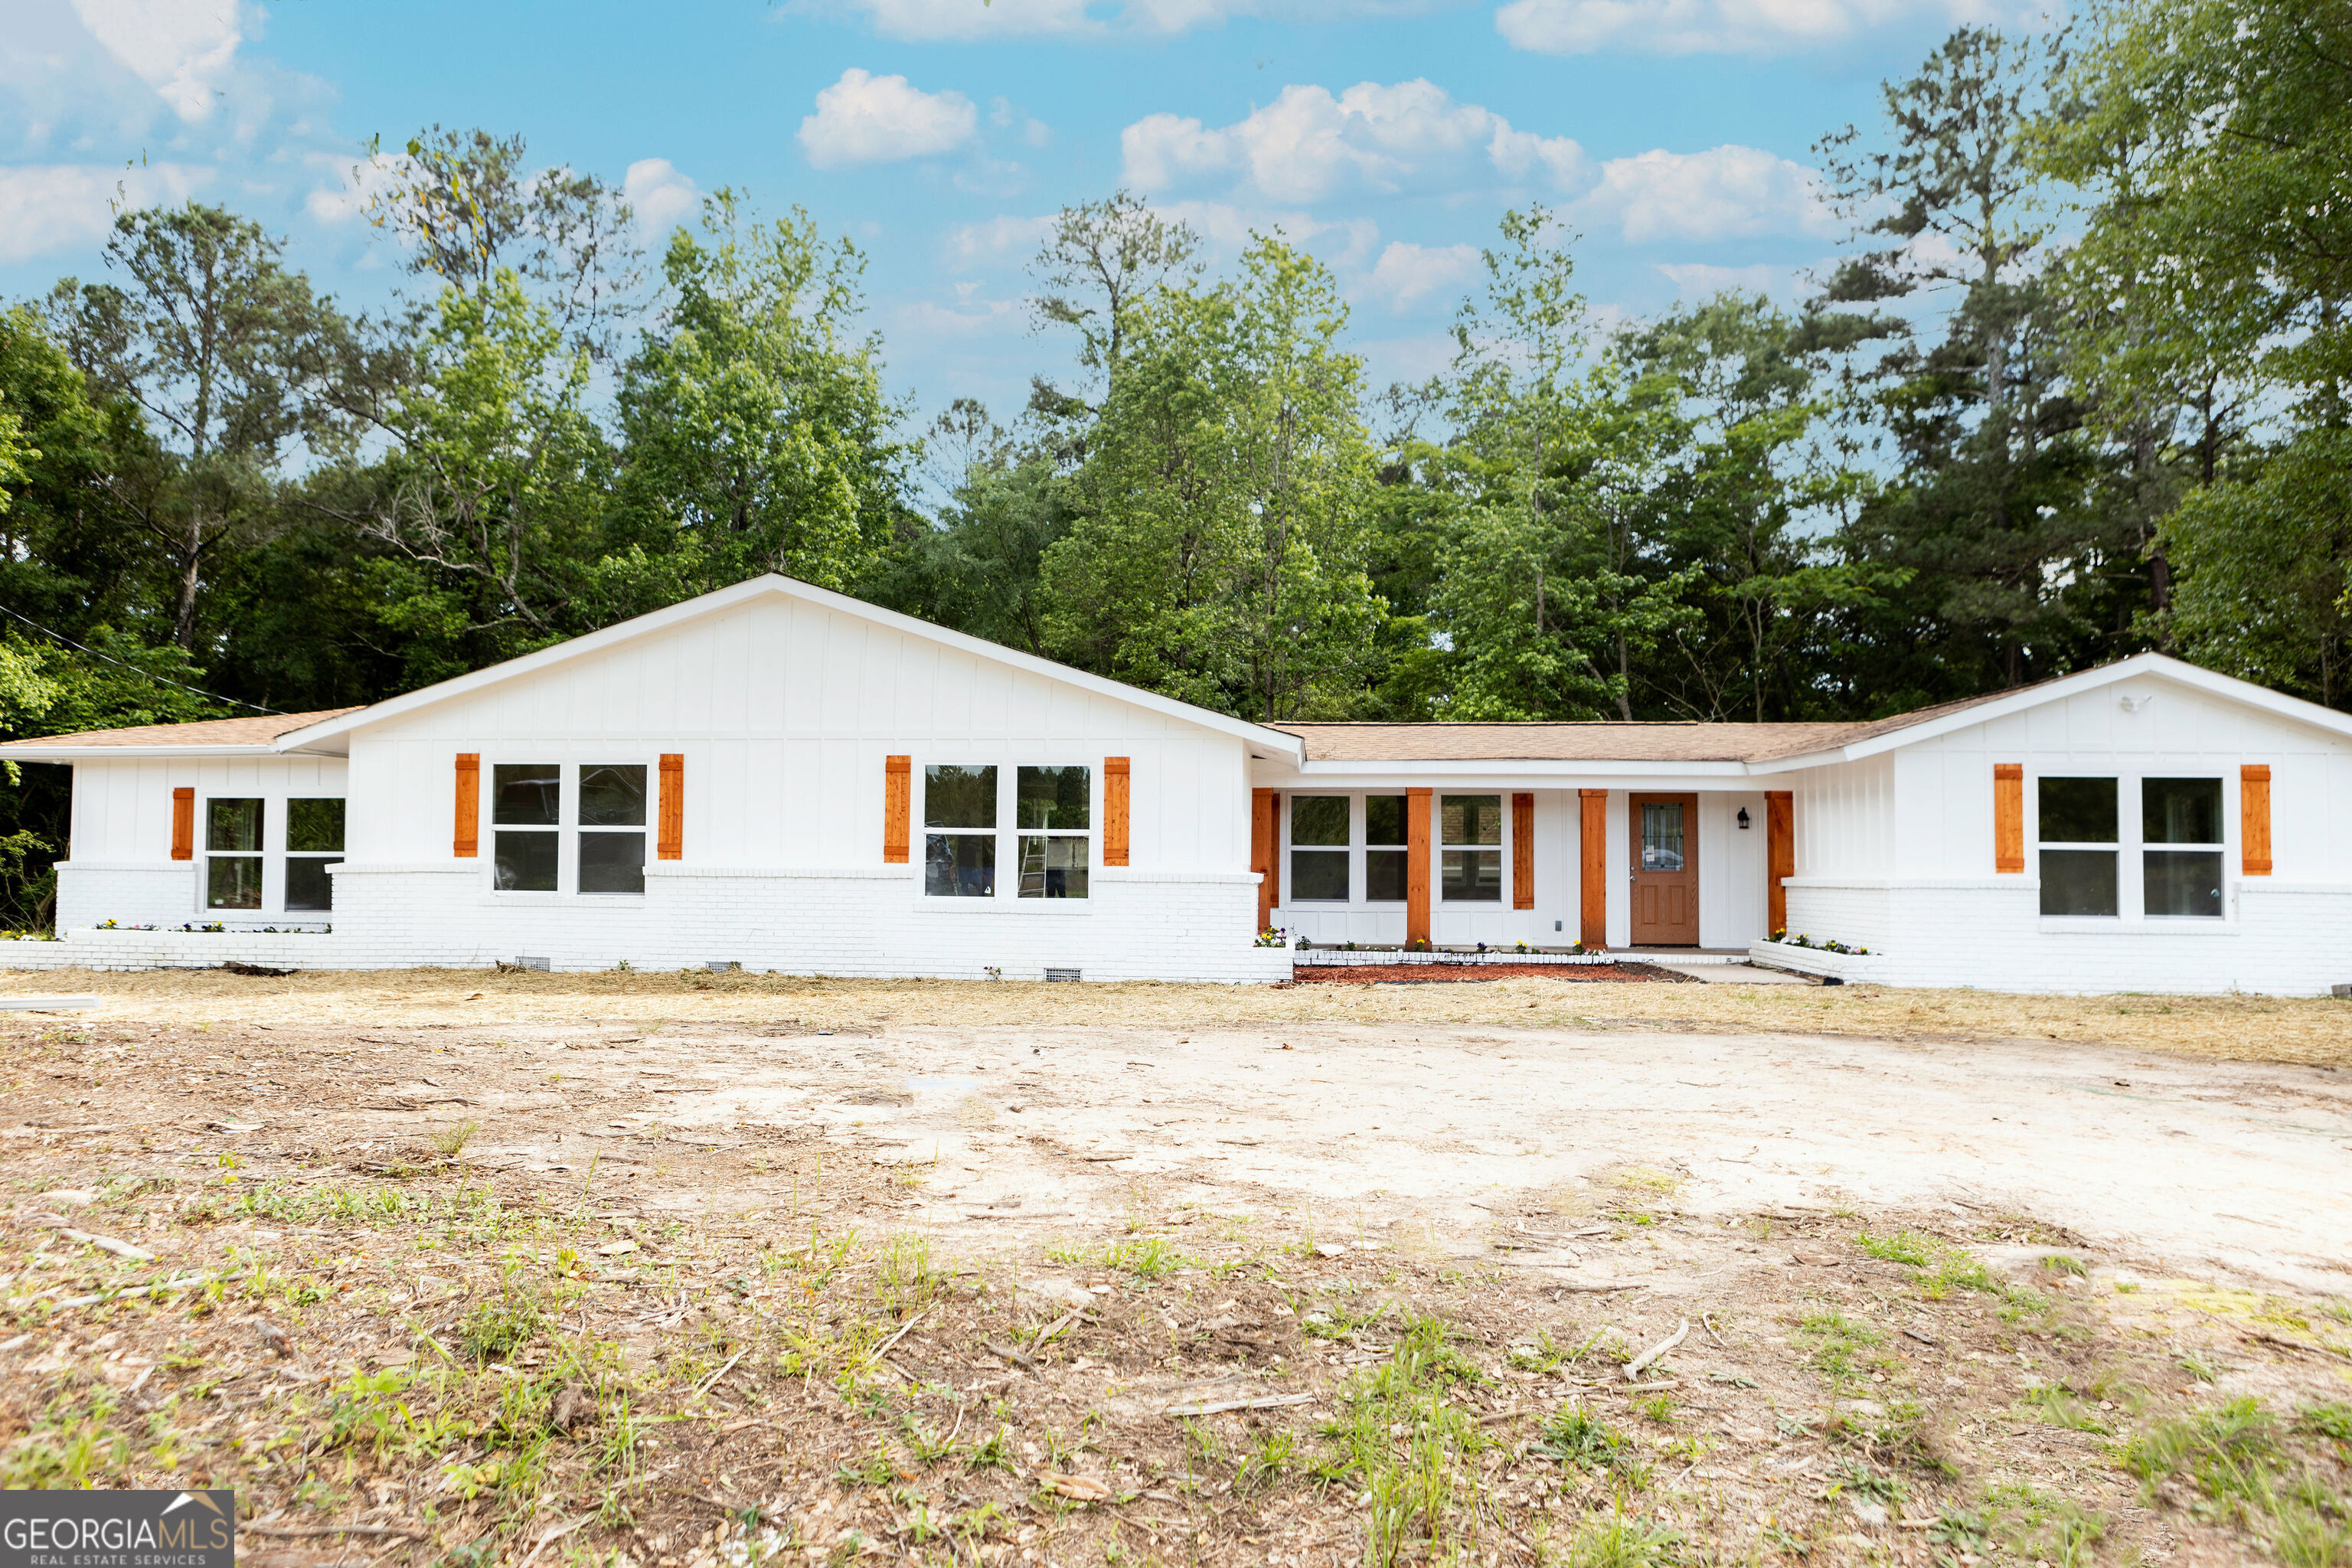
[1441,794,1501,901]
[1289,795,1349,902]
[286,798,344,912]
[926,765,998,897]
[207,798,263,910]
[1639,802,1685,872]
[492,763,560,892]
[2143,777,2223,918]
[1365,795,1408,902]
[2039,776,2118,916]
[579,764,647,893]
[1018,766,1090,897]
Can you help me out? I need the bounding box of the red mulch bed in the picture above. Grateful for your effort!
[1291,962,1691,984]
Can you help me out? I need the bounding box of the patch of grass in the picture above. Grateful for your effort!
[1980,1483,2110,1568]
[1795,1308,1883,1393]
[1537,1406,1639,1478]
[458,1283,547,1363]
[1560,1508,1683,1567]
[430,1119,482,1158]
[1855,1226,2006,1300]
[1315,1313,1494,1566]
[1097,1236,1196,1281]
[2040,1253,2088,1278]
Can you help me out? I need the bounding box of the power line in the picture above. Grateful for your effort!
[0,603,287,716]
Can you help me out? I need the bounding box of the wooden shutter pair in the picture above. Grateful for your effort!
[1991,762,2273,875]
[452,753,682,859]
[884,756,1132,866]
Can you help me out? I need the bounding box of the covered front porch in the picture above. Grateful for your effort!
[1248,780,1796,952]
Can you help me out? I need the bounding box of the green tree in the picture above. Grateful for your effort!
[1043,235,1384,720]
[2040,0,2352,704]
[611,193,911,607]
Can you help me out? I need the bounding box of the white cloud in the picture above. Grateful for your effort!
[304,151,406,225]
[798,68,979,169]
[623,158,700,239]
[1655,259,1801,298]
[1121,80,1585,204]
[1494,0,2030,56]
[70,0,243,121]
[945,213,1058,270]
[0,162,211,263]
[797,0,1095,44]
[1574,145,1831,243]
[1148,199,1381,270]
[897,295,1024,339]
[1361,241,1481,312]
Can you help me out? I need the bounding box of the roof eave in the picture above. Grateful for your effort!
[0,744,290,760]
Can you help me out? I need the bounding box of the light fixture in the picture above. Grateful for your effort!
[1736,807,1752,830]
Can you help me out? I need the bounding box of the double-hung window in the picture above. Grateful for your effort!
[580,765,648,894]
[1365,795,1409,902]
[2038,776,2118,916]
[1441,794,1502,901]
[2142,778,2223,918]
[926,765,998,897]
[1017,766,1090,899]
[207,799,264,910]
[1289,796,1350,901]
[493,765,562,891]
[286,799,345,911]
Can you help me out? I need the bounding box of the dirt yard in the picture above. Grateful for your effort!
[2,968,2348,1567]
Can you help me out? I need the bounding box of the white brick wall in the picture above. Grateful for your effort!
[13,864,1292,983]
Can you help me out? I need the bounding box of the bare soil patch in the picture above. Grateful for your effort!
[1291,962,1691,985]
[2,981,2348,1566]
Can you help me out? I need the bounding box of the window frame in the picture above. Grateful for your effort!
[1439,793,1504,903]
[478,756,660,900]
[2032,770,2236,928]
[1285,795,1353,905]
[913,760,1098,908]
[194,789,348,920]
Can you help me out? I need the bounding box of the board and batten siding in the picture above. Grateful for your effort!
[342,596,1253,874]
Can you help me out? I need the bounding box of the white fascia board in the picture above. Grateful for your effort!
[273,574,1306,764]
[0,745,284,761]
[1834,653,2352,762]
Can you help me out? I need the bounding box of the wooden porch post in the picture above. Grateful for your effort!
[1511,792,1535,910]
[1578,789,1608,948]
[1405,787,1432,948]
[1251,789,1280,933]
[1766,790,1793,936]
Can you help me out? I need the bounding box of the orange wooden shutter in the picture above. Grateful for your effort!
[1511,792,1535,910]
[1103,757,1131,867]
[1766,790,1794,936]
[2241,764,2272,875]
[884,756,910,864]
[1578,789,1607,946]
[453,754,479,858]
[658,753,684,861]
[1994,763,2024,873]
[170,787,194,861]
[1406,787,1432,947]
[1252,789,1280,933]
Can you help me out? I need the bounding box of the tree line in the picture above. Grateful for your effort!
[0,0,2342,928]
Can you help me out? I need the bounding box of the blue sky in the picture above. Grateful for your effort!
[2,0,2042,436]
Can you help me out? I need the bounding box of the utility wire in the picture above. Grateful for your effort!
[0,603,287,716]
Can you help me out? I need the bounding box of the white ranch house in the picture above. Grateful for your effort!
[6,573,2350,994]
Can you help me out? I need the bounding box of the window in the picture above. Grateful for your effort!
[492,763,560,891]
[206,798,263,910]
[1364,795,1408,902]
[1289,795,1350,902]
[1018,766,1090,899]
[2143,777,2223,918]
[2039,776,2118,916]
[1640,802,1686,871]
[286,798,345,912]
[926,765,997,897]
[578,765,648,894]
[1441,794,1501,901]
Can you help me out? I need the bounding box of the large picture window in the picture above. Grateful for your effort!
[1365,795,1408,902]
[492,763,560,891]
[206,797,263,910]
[2143,777,2223,918]
[1289,795,1350,902]
[2038,776,2118,916]
[1018,765,1090,899]
[1441,794,1502,901]
[926,765,998,897]
[285,798,344,912]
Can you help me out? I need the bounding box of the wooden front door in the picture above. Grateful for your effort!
[1628,793,1699,946]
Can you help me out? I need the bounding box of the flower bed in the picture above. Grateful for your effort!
[1292,961,1694,985]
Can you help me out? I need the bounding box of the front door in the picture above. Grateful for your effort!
[1628,793,1699,946]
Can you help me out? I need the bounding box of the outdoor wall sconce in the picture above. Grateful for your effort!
[1736,807,1752,829]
